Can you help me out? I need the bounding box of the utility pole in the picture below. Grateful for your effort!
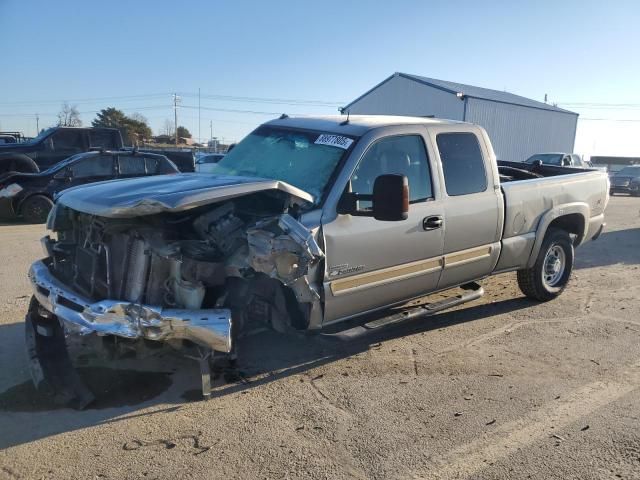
[36,113,39,134]
[198,87,201,145]
[173,93,180,146]
[210,120,213,144]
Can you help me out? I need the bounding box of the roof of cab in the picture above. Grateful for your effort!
[263,114,464,136]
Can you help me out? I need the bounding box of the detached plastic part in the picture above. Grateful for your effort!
[25,297,95,410]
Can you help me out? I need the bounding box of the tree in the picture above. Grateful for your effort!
[57,102,82,127]
[176,126,191,139]
[92,107,128,129]
[92,107,152,146]
[160,119,173,136]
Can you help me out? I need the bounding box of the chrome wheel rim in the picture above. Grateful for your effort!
[543,244,566,288]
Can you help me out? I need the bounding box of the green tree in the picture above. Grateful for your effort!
[176,126,191,139]
[92,108,152,145]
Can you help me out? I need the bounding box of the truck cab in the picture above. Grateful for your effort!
[0,127,123,174]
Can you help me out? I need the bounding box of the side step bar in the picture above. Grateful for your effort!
[320,282,484,341]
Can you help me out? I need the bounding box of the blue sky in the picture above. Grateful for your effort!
[1,0,639,156]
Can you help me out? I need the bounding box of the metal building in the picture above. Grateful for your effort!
[342,72,578,162]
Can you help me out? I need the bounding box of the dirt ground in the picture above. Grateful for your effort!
[0,196,639,480]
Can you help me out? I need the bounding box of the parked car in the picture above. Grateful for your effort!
[0,150,178,223]
[25,115,608,407]
[524,152,591,168]
[0,126,123,174]
[609,165,640,196]
[195,153,225,173]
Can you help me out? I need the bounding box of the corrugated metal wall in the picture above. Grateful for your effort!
[464,98,578,162]
[347,75,464,120]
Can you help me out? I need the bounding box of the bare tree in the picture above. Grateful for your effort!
[160,118,174,136]
[130,112,148,124]
[56,102,82,127]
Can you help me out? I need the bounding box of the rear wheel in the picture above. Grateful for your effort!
[21,195,53,224]
[517,228,574,301]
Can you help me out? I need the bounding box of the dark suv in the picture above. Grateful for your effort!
[610,165,640,196]
[0,127,123,174]
[0,150,178,223]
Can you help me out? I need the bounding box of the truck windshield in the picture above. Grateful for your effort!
[525,153,564,165]
[209,126,356,203]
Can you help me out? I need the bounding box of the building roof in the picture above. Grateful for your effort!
[344,72,577,115]
[265,114,463,136]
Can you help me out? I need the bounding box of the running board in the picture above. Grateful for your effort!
[321,282,484,341]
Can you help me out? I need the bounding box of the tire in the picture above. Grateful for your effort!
[0,155,39,175]
[517,228,574,301]
[20,195,54,224]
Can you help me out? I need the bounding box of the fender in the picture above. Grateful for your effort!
[527,202,589,268]
[0,154,39,174]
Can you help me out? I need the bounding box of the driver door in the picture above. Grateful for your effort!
[322,133,445,323]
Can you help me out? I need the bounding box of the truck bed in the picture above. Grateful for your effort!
[494,160,609,272]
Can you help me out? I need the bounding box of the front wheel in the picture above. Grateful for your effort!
[20,195,54,224]
[517,228,574,301]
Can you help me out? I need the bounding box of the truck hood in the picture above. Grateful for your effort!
[56,173,315,218]
[0,143,30,152]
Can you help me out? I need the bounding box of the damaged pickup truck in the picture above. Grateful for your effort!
[26,115,609,407]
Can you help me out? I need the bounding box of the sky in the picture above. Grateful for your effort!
[1,0,640,157]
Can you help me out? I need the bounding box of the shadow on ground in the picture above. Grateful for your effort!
[575,228,640,269]
[0,295,533,450]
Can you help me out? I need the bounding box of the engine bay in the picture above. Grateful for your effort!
[42,190,324,344]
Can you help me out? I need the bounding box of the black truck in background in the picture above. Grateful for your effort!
[0,126,195,174]
[0,127,124,174]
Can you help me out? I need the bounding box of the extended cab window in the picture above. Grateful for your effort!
[351,135,432,203]
[51,130,85,152]
[70,155,114,178]
[436,132,487,196]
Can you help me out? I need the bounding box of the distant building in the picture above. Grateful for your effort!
[343,72,579,162]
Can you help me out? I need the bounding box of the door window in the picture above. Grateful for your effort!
[351,135,432,206]
[436,133,487,196]
[145,156,176,174]
[118,156,146,175]
[70,155,114,178]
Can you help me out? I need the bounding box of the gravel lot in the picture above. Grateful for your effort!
[0,196,639,480]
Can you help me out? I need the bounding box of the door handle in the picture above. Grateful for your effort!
[423,215,443,230]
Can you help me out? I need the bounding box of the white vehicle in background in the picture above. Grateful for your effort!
[524,152,592,168]
[195,153,225,173]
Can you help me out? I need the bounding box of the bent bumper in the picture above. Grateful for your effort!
[28,260,233,353]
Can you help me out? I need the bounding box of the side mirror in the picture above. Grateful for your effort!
[562,158,571,166]
[372,174,409,221]
[337,174,409,221]
[54,168,72,180]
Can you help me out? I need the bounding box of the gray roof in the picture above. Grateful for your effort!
[266,114,462,136]
[345,72,577,115]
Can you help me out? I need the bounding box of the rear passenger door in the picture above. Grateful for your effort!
[428,129,503,289]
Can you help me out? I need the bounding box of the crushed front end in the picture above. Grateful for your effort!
[27,185,324,407]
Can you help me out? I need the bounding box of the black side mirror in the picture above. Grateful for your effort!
[372,174,409,221]
[562,158,571,166]
[337,174,409,221]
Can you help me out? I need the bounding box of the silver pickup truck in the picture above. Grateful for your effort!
[26,115,609,406]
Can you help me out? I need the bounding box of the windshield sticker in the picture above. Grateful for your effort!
[315,134,354,150]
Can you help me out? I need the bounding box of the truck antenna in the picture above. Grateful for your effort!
[340,110,350,126]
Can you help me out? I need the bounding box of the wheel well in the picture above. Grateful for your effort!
[547,214,585,245]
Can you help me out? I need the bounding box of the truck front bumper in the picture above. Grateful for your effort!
[28,260,233,353]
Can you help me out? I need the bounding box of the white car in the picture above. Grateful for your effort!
[195,153,225,173]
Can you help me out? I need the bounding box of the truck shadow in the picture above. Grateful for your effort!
[0,296,533,449]
[575,228,640,269]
